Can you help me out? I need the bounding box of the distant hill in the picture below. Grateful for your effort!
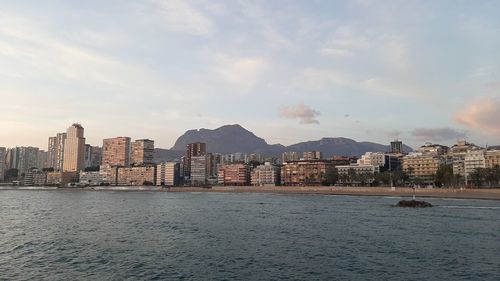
[154,124,413,162]
[170,124,285,154]
[286,137,413,157]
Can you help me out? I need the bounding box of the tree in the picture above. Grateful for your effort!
[435,164,454,188]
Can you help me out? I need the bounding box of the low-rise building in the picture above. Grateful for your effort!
[251,162,280,186]
[46,171,78,186]
[402,153,444,184]
[116,166,156,186]
[218,164,250,186]
[336,164,380,185]
[417,143,449,156]
[485,149,500,168]
[464,149,486,183]
[281,160,336,186]
[79,171,110,186]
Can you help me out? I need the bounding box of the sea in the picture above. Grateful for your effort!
[1,190,499,280]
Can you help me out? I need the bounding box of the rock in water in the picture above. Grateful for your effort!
[396,200,433,208]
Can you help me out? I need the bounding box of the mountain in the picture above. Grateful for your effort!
[154,124,413,162]
[286,137,412,157]
[170,124,284,154]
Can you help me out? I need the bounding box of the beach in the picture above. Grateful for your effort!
[2,186,500,200]
[171,186,500,200]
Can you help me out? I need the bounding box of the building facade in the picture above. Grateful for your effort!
[464,149,486,183]
[282,152,300,163]
[302,151,322,161]
[281,160,336,186]
[184,142,206,178]
[116,166,156,186]
[131,139,154,165]
[485,149,500,168]
[0,147,5,181]
[7,146,40,175]
[102,137,131,167]
[156,162,180,186]
[402,153,444,184]
[85,145,102,168]
[79,171,110,186]
[63,124,86,172]
[390,140,403,154]
[251,162,280,186]
[218,164,250,186]
[48,132,66,170]
[190,156,207,185]
[336,164,380,185]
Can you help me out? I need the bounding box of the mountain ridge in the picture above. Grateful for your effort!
[154,124,412,162]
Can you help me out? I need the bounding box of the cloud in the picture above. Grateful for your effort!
[320,47,354,57]
[411,128,467,142]
[280,103,320,124]
[214,54,268,89]
[454,95,500,135]
[152,0,213,36]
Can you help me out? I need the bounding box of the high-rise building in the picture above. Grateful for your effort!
[48,132,67,170]
[63,123,86,172]
[0,147,6,181]
[102,137,131,167]
[184,142,206,178]
[282,152,300,163]
[8,147,40,175]
[37,150,49,169]
[302,151,322,160]
[156,162,180,186]
[390,140,403,154]
[190,156,207,185]
[131,139,154,165]
[85,145,102,168]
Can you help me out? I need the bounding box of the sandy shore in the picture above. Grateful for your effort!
[2,186,500,200]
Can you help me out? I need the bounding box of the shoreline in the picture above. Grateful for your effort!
[2,186,500,200]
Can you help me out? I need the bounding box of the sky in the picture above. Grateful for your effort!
[0,0,499,150]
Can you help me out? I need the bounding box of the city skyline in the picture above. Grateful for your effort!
[1,1,499,149]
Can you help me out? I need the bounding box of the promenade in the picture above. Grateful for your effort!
[169,186,500,200]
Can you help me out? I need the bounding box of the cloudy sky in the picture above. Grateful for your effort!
[1,0,499,150]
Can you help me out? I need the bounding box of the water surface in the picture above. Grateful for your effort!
[1,191,499,280]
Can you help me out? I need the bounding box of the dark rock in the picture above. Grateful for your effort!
[396,200,433,208]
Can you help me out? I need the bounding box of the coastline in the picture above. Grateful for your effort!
[2,186,500,200]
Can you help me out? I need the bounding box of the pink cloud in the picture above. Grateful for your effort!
[280,103,320,124]
[454,95,500,135]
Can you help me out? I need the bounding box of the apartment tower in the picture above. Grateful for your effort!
[102,137,131,167]
[62,123,86,172]
[131,139,154,165]
[184,142,206,178]
[48,132,67,170]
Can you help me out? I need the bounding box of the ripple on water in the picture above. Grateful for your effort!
[0,191,499,280]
